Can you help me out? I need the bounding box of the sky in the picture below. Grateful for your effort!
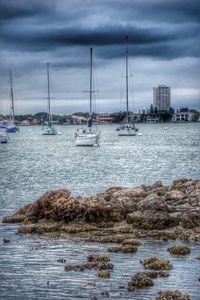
[0,0,200,115]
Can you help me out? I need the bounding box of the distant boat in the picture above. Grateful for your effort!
[74,48,100,146]
[6,70,20,133]
[0,128,9,143]
[116,37,138,136]
[42,63,57,135]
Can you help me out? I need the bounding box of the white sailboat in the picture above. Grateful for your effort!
[6,70,20,133]
[74,48,100,146]
[116,37,138,136]
[42,63,57,135]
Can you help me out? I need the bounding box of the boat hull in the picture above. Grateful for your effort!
[42,126,57,135]
[0,133,9,143]
[118,131,136,136]
[75,132,100,146]
[117,123,137,136]
[6,126,19,133]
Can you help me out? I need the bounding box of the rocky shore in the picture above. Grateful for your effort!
[2,178,200,242]
[2,178,199,299]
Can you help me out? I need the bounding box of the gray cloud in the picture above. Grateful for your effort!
[0,0,199,114]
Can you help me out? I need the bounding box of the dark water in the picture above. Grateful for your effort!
[0,123,200,299]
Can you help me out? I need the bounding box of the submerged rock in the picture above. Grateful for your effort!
[127,272,154,291]
[156,289,190,300]
[3,238,10,243]
[87,254,110,262]
[96,271,110,278]
[167,245,190,255]
[64,261,113,272]
[121,239,142,246]
[108,245,137,253]
[141,257,173,270]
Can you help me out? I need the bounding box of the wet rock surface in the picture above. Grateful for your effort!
[2,179,200,241]
[141,257,173,270]
[107,245,138,253]
[156,289,190,300]
[127,272,154,291]
[167,245,191,255]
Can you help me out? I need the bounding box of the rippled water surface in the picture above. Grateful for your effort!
[0,123,200,299]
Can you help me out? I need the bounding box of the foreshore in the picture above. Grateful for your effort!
[3,178,200,242]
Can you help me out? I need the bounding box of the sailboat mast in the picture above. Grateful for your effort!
[9,70,15,123]
[89,48,93,118]
[47,63,51,123]
[125,36,129,123]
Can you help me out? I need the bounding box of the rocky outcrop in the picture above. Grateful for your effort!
[167,245,190,255]
[2,179,200,239]
[141,257,173,270]
[156,290,190,300]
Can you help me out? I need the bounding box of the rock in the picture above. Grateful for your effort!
[91,296,98,300]
[126,210,178,230]
[127,272,154,291]
[96,271,110,278]
[156,289,190,300]
[141,257,173,270]
[180,210,200,229]
[151,180,163,189]
[57,257,66,263]
[121,239,142,246]
[167,245,190,255]
[64,261,113,272]
[137,194,168,211]
[165,190,185,202]
[3,238,10,243]
[87,254,110,262]
[2,179,200,242]
[108,245,137,253]
[143,270,170,278]
[2,203,32,223]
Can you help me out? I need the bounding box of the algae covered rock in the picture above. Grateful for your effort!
[64,261,113,272]
[96,271,110,278]
[156,289,190,300]
[2,179,200,240]
[167,245,190,255]
[127,272,154,291]
[141,257,173,270]
[108,245,137,253]
[87,254,110,262]
[121,239,142,246]
[126,210,178,230]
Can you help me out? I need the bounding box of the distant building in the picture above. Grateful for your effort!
[172,112,194,122]
[153,85,171,112]
[96,113,113,124]
[146,116,160,123]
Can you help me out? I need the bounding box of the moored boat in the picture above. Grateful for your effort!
[74,48,100,146]
[42,63,57,136]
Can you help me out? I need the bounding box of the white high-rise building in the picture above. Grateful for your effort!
[153,85,171,112]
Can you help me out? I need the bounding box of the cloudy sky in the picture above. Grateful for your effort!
[0,0,200,115]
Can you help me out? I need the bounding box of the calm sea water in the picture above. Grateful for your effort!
[0,123,200,299]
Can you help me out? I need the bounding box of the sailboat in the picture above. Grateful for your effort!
[0,124,9,143]
[74,48,100,146]
[6,70,20,133]
[116,37,138,136]
[42,63,57,135]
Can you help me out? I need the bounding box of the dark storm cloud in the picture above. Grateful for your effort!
[0,0,52,22]
[110,0,200,24]
[0,0,199,62]
[0,0,199,113]
[0,23,199,61]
